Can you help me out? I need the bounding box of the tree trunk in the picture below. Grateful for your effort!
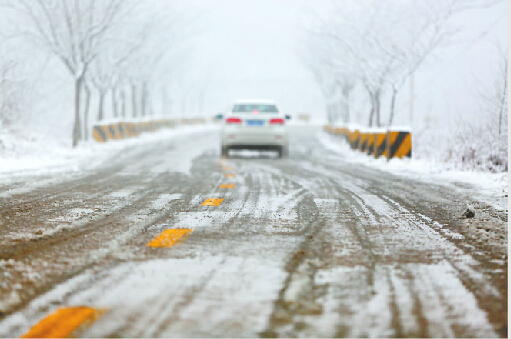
[120,88,126,118]
[141,81,147,117]
[112,88,118,118]
[72,76,83,148]
[327,104,333,124]
[345,101,350,123]
[498,60,508,135]
[131,84,137,118]
[368,92,374,127]
[97,90,105,121]
[374,89,381,127]
[83,84,91,141]
[342,86,350,123]
[388,87,398,126]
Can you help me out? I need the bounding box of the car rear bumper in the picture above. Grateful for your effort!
[226,144,284,151]
[222,136,288,148]
[221,128,288,147]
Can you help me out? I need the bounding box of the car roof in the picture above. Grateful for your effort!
[233,99,277,104]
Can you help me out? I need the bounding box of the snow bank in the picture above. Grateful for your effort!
[0,124,218,178]
[319,132,508,212]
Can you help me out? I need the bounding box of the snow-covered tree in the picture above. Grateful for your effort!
[447,41,508,172]
[301,0,505,127]
[3,0,137,146]
[0,56,28,127]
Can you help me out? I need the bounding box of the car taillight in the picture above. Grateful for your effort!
[269,118,285,125]
[226,117,242,124]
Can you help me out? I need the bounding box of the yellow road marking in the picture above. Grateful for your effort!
[219,184,234,189]
[222,166,232,171]
[21,306,107,338]
[224,174,235,178]
[146,229,193,248]
[202,198,224,206]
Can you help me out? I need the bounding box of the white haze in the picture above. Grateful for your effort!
[0,0,507,165]
[169,0,506,123]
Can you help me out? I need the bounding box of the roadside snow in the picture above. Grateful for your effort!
[318,132,508,212]
[0,124,219,179]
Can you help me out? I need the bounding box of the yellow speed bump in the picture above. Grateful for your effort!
[202,198,224,206]
[219,184,234,189]
[21,306,107,338]
[224,174,235,178]
[146,229,193,248]
[222,166,233,171]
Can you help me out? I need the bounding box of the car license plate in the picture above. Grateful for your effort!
[247,120,264,126]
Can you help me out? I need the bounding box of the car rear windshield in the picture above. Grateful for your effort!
[232,104,279,113]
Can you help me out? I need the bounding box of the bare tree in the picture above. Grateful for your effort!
[3,0,136,147]
[88,43,139,122]
[119,85,126,118]
[111,80,119,118]
[448,42,508,172]
[302,0,505,127]
[89,57,110,121]
[0,57,27,127]
[477,41,508,136]
[82,79,92,140]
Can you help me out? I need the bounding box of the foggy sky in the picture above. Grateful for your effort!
[169,0,507,123]
[1,0,506,130]
[169,0,329,116]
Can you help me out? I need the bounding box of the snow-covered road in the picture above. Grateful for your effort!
[0,125,507,337]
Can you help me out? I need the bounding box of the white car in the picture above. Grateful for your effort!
[220,99,289,158]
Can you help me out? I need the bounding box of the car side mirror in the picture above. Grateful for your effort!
[285,114,291,120]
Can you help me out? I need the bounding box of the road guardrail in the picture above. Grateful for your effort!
[92,116,207,142]
[324,124,411,160]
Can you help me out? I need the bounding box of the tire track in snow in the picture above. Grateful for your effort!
[261,150,500,337]
[1,153,308,337]
[0,154,222,322]
[325,166,499,337]
[0,139,187,246]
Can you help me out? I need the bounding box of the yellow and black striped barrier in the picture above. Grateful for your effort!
[366,133,375,156]
[109,123,124,139]
[92,125,108,142]
[373,130,387,159]
[346,128,359,149]
[386,130,412,159]
[358,131,369,152]
[180,118,205,125]
[92,117,204,143]
[323,125,411,160]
